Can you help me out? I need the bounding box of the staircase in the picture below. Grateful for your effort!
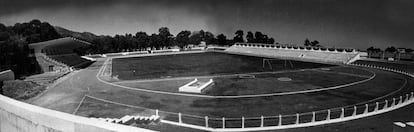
[34,53,69,73]
[90,115,160,126]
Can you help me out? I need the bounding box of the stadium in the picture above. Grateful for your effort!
[1,1,414,131]
[1,37,413,132]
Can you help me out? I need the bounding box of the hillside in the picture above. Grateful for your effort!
[54,26,98,42]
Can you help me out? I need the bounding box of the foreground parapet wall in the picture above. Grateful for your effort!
[0,70,14,81]
[0,95,156,132]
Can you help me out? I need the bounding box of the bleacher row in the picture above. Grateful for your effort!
[227,43,360,64]
[48,54,92,68]
[35,53,69,73]
[90,115,160,126]
[38,37,90,55]
[234,43,357,53]
[24,70,69,85]
[39,38,94,69]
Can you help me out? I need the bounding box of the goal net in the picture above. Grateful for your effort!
[262,58,294,71]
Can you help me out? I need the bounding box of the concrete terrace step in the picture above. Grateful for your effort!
[91,115,161,126]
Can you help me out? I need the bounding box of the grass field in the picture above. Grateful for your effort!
[88,52,410,119]
[206,69,370,95]
[117,67,372,96]
[112,52,334,80]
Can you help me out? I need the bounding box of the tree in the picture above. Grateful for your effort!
[135,32,149,50]
[189,30,215,45]
[405,48,413,53]
[310,40,320,47]
[385,46,397,53]
[267,37,275,44]
[149,34,161,49]
[217,34,227,46]
[203,31,215,44]
[189,30,204,45]
[367,47,381,52]
[254,31,265,43]
[233,30,244,43]
[124,33,134,51]
[246,31,254,43]
[158,27,173,48]
[304,38,311,46]
[175,30,191,48]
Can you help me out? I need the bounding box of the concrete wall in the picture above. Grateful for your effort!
[0,94,156,132]
[0,70,14,82]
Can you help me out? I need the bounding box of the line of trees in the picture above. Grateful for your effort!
[233,30,275,44]
[367,46,413,53]
[82,29,280,54]
[85,28,236,54]
[304,38,320,47]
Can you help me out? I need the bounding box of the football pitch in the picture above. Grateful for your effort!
[111,52,334,80]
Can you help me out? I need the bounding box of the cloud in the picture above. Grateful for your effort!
[0,0,413,49]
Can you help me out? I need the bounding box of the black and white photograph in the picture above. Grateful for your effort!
[0,0,413,132]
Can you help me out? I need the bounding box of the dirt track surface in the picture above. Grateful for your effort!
[27,59,105,113]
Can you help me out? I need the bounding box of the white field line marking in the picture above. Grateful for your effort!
[96,61,377,98]
[72,95,87,115]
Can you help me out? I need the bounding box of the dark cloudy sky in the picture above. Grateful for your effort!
[0,0,413,49]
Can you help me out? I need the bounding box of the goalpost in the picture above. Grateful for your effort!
[262,58,294,70]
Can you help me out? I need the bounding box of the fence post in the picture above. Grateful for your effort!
[260,116,264,127]
[391,98,396,107]
[374,102,379,111]
[383,100,388,109]
[205,116,208,128]
[155,109,159,117]
[222,117,225,128]
[178,113,182,124]
[340,108,344,118]
[278,115,282,126]
[326,110,331,120]
[411,92,414,100]
[406,94,410,102]
[399,96,403,105]
[312,112,315,122]
[364,104,369,114]
[296,113,299,124]
[242,116,245,128]
[352,106,357,116]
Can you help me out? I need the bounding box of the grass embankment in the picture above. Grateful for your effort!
[1,80,46,100]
